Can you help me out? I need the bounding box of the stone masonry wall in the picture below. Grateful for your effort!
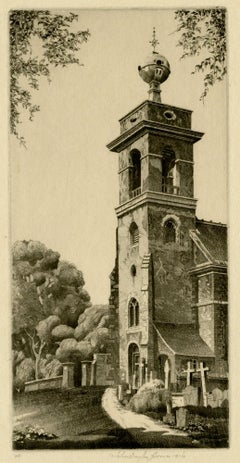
[148,205,195,323]
[118,205,156,382]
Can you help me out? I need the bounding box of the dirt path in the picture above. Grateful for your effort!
[102,388,198,448]
[102,387,186,435]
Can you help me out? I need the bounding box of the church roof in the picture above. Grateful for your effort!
[154,322,215,358]
[195,219,227,264]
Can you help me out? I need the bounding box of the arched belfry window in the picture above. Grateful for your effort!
[128,298,139,327]
[130,222,139,246]
[162,145,176,194]
[163,219,176,243]
[129,149,141,197]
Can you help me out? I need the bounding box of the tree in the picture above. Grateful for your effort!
[12,240,91,379]
[10,10,90,144]
[174,8,226,100]
[12,278,54,379]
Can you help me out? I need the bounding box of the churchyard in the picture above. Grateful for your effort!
[118,359,229,448]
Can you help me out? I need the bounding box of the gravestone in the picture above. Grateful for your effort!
[163,400,175,425]
[172,393,184,408]
[176,407,189,428]
[183,385,199,406]
[212,387,223,407]
[221,389,229,408]
[206,392,214,408]
[222,389,228,401]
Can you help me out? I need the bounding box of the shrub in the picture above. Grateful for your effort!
[13,378,25,394]
[13,425,57,448]
[129,380,167,414]
[15,358,35,383]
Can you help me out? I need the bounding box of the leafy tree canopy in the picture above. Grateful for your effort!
[12,239,91,378]
[10,10,90,144]
[174,8,226,100]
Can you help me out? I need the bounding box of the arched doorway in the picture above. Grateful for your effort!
[128,343,140,388]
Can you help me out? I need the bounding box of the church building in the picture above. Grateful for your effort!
[107,32,228,392]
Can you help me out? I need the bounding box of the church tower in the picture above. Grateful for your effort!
[107,30,225,388]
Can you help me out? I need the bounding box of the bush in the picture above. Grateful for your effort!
[13,378,25,394]
[13,425,57,448]
[15,358,35,383]
[129,380,167,414]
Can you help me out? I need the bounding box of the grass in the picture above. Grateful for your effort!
[13,387,140,449]
[13,387,229,449]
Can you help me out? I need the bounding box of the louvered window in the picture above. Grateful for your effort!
[130,222,139,246]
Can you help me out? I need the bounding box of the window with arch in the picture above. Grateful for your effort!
[129,222,139,246]
[128,298,139,327]
[163,219,176,243]
[129,149,141,196]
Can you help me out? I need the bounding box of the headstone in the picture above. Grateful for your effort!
[222,389,228,401]
[172,393,184,408]
[221,389,229,408]
[62,362,74,389]
[183,385,199,406]
[166,401,172,414]
[163,400,174,424]
[206,392,214,408]
[176,407,189,429]
[212,388,223,407]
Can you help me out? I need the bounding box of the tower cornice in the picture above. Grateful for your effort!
[115,190,197,218]
[118,100,193,123]
[107,120,204,153]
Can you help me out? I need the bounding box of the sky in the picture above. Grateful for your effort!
[10,8,227,304]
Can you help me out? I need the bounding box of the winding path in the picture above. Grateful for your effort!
[102,387,187,436]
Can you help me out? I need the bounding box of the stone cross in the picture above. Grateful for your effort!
[164,359,170,390]
[145,364,148,383]
[183,361,195,386]
[197,361,209,407]
[132,373,136,390]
